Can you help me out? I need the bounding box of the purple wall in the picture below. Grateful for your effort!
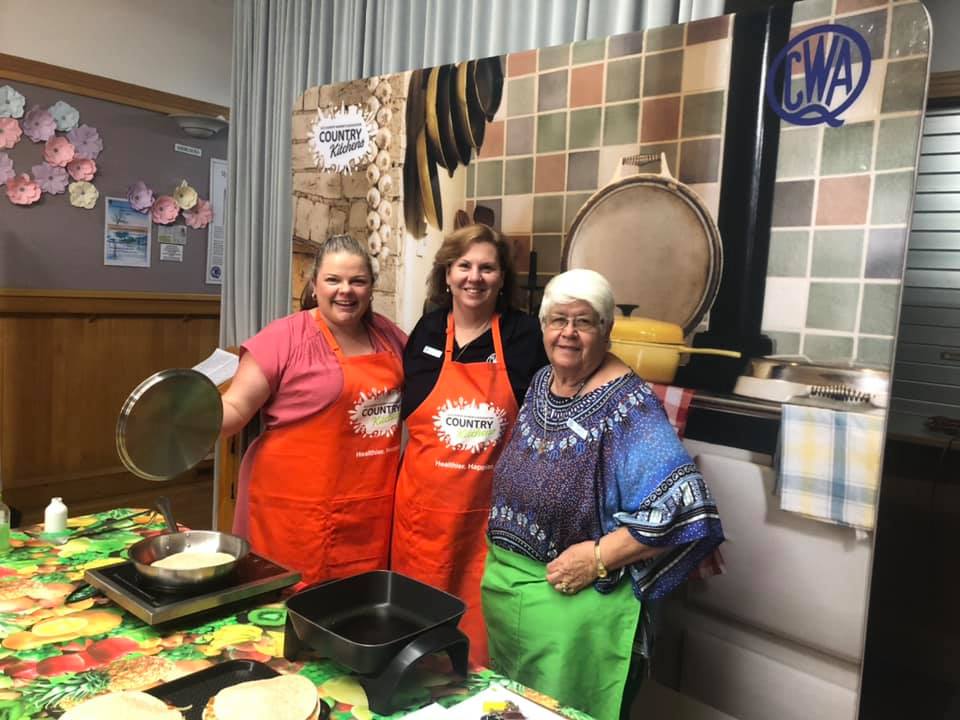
[0,81,226,294]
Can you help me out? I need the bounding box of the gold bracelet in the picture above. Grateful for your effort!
[595,537,608,579]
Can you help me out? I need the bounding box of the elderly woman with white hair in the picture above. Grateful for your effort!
[481,269,724,720]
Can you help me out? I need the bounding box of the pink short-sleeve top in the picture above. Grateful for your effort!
[241,310,407,429]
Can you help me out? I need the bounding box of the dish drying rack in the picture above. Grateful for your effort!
[733,357,889,412]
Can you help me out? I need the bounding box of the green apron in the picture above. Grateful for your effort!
[481,541,640,720]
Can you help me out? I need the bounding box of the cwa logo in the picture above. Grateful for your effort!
[766,24,871,128]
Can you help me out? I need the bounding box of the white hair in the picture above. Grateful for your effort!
[539,269,615,330]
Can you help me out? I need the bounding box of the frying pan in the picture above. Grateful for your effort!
[454,60,486,150]
[474,56,504,120]
[436,64,462,175]
[424,66,455,174]
[416,128,442,230]
[116,368,222,482]
[403,69,427,239]
[127,497,250,590]
[564,153,723,336]
[447,64,473,166]
[283,570,467,715]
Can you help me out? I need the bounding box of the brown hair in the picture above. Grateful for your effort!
[425,224,517,312]
[301,234,377,317]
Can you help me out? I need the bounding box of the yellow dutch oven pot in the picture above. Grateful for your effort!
[611,316,741,384]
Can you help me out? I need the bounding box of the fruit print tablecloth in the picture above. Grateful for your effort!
[0,510,592,720]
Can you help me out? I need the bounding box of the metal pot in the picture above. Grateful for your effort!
[564,153,723,336]
[127,497,249,590]
[611,316,740,384]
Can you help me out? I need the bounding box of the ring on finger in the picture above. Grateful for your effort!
[557,582,569,593]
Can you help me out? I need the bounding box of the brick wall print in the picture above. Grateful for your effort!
[763,0,930,368]
[292,75,406,321]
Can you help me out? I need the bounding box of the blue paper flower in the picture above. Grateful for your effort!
[48,101,80,132]
[0,86,26,119]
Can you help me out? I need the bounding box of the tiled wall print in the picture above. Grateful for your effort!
[763,0,929,369]
[463,16,733,279]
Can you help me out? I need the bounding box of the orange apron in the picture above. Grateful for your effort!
[392,313,519,665]
[247,313,402,586]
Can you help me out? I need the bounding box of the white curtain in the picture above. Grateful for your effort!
[221,0,724,346]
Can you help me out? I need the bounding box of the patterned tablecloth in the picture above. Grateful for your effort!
[0,510,591,720]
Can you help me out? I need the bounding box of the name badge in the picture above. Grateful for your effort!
[566,418,589,439]
[422,345,442,358]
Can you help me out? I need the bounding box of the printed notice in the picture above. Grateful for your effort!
[160,243,184,262]
[206,158,227,284]
[158,224,187,245]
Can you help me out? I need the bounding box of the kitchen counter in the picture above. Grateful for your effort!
[0,510,585,719]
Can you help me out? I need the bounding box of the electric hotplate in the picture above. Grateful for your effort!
[85,552,300,625]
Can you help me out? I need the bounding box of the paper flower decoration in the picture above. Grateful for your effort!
[0,153,13,184]
[0,117,22,149]
[127,181,154,212]
[32,163,69,195]
[6,174,42,205]
[151,195,179,224]
[43,136,76,167]
[173,180,198,210]
[67,125,103,160]
[183,198,213,229]
[48,101,79,132]
[0,86,26,119]
[68,181,99,209]
[67,157,96,182]
[21,106,56,143]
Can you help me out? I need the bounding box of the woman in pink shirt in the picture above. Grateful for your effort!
[220,234,406,585]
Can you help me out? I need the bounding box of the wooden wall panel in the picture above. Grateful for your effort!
[0,291,220,528]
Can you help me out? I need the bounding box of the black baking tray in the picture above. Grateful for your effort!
[146,659,329,720]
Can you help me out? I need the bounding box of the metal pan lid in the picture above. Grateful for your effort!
[116,368,222,482]
[563,163,723,336]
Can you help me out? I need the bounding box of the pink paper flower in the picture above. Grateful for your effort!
[66,124,103,160]
[0,153,14,184]
[0,117,22,149]
[43,136,76,167]
[183,198,213,229]
[21,106,56,143]
[66,157,96,181]
[31,163,69,194]
[127,181,154,212]
[151,195,179,224]
[68,181,99,209]
[6,174,42,205]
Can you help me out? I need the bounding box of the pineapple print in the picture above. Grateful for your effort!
[19,655,175,713]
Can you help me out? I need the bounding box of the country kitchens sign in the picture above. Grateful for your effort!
[766,24,872,128]
[308,104,377,173]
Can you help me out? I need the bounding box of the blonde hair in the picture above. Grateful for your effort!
[539,269,615,330]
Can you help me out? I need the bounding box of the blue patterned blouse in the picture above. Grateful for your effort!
[488,366,725,601]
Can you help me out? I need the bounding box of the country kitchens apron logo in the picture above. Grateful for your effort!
[766,24,871,128]
[309,104,377,173]
[433,398,507,451]
[350,387,401,437]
